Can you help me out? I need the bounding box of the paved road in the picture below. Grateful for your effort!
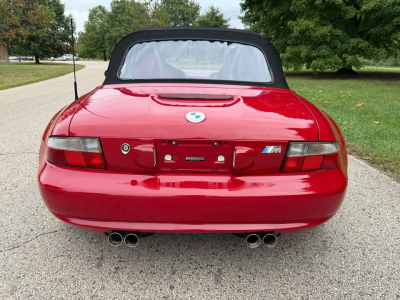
[0,61,399,299]
[364,66,400,71]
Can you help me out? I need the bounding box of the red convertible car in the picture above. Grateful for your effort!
[38,28,347,248]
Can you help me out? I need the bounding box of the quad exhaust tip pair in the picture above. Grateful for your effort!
[108,232,140,248]
[107,231,278,248]
[245,233,278,248]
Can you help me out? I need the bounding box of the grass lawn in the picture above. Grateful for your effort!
[286,69,400,180]
[0,62,84,90]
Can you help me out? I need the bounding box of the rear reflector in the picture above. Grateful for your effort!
[47,137,106,169]
[282,142,339,172]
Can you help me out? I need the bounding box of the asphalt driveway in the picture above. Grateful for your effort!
[0,61,399,299]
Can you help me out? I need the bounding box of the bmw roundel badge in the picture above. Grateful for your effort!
[186,111,206,123]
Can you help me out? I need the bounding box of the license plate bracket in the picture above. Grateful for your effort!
[156,140,233,173]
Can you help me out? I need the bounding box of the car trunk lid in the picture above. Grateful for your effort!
[69,84,318,174]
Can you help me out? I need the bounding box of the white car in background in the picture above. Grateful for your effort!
[49,54,79,61]
[61,54,80,61]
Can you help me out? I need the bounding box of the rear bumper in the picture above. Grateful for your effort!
[38,162,347,234]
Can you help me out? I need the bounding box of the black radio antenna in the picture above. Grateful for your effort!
[71,18,79,101]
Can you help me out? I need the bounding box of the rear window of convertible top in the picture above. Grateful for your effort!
[118,40,273,83]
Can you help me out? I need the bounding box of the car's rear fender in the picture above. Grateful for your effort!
[38,88,100,173]
[292,92,345,146]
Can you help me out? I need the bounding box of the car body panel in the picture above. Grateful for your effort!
[39,150,347,234]
[69,84,319,141]
[55,215,333,235]
[38,28,348,237]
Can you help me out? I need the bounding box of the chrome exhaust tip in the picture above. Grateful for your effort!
[124,233,140,248]
[108,232,123,246]
[245,233,261,248]
[262,233,278,248]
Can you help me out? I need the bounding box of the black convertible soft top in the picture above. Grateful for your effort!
[103,27,289,89]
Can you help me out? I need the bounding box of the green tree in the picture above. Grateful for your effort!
[150,3,171,27]
[78,0,173,58]
[78,5,108,60]
[196,5,230,28]
[0,0,21,47]
[3,0,72,63]
[240,0,400,72]
[33,0,72,63]
[102,0,151,55]
[159,0,200,26]
[0,0,55,63]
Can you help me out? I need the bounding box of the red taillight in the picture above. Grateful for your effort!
[84,152,105,169]
[282,142,339,173]
[321,152,339,169]
[64,150,86,166]
[283,156,305,172]
[302,155,324,171]
[46,137,106,170]
[47,147,67,165]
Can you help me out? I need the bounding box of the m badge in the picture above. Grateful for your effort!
[262,146,282,154]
